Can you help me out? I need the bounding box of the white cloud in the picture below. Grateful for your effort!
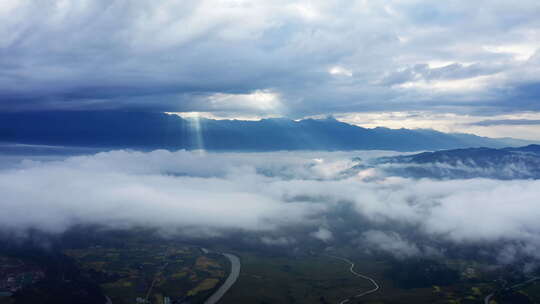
[310,227,333,242]
[328,66,353,77]
[361,230,421,258]
[397,74,496,92]
[260,236,296,246]
[483,44,538,61]
[3,149,540,264]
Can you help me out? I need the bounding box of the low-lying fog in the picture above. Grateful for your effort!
[2,148,540,269]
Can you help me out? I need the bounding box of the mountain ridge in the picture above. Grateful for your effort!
[0,111,536,152]
[374,144,540,179]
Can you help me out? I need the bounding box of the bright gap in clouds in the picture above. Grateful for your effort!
[328,66,353,77]
[336,111,540,141]
[396,74,496,91]
[483,44,538,61]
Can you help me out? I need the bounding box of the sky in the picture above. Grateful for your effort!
[1,0,540,139]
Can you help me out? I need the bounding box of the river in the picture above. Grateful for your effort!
[204,253,241,304]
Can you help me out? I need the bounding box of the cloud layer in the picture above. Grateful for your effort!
[1,0,540,117]
[2,149,540,266]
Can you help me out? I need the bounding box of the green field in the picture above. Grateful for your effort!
[220,250,504,304]
[4,229,540,304]
[65,241,228,304]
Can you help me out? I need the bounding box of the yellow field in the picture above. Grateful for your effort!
[195,256,220,269]
[187,278,220,296]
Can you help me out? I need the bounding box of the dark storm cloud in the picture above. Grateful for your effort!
[1,0,540,116]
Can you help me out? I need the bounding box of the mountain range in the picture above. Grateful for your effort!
[373,145,540,179]
[0,111,534,152]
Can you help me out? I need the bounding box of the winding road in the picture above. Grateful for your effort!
[484,293,494,304]
[326,255,380,304]
[484,276,540,304]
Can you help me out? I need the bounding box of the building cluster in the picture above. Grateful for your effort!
[134,296,190,304]
[0,259,45,295]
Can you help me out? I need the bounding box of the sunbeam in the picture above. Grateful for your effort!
[188,112,206,155]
